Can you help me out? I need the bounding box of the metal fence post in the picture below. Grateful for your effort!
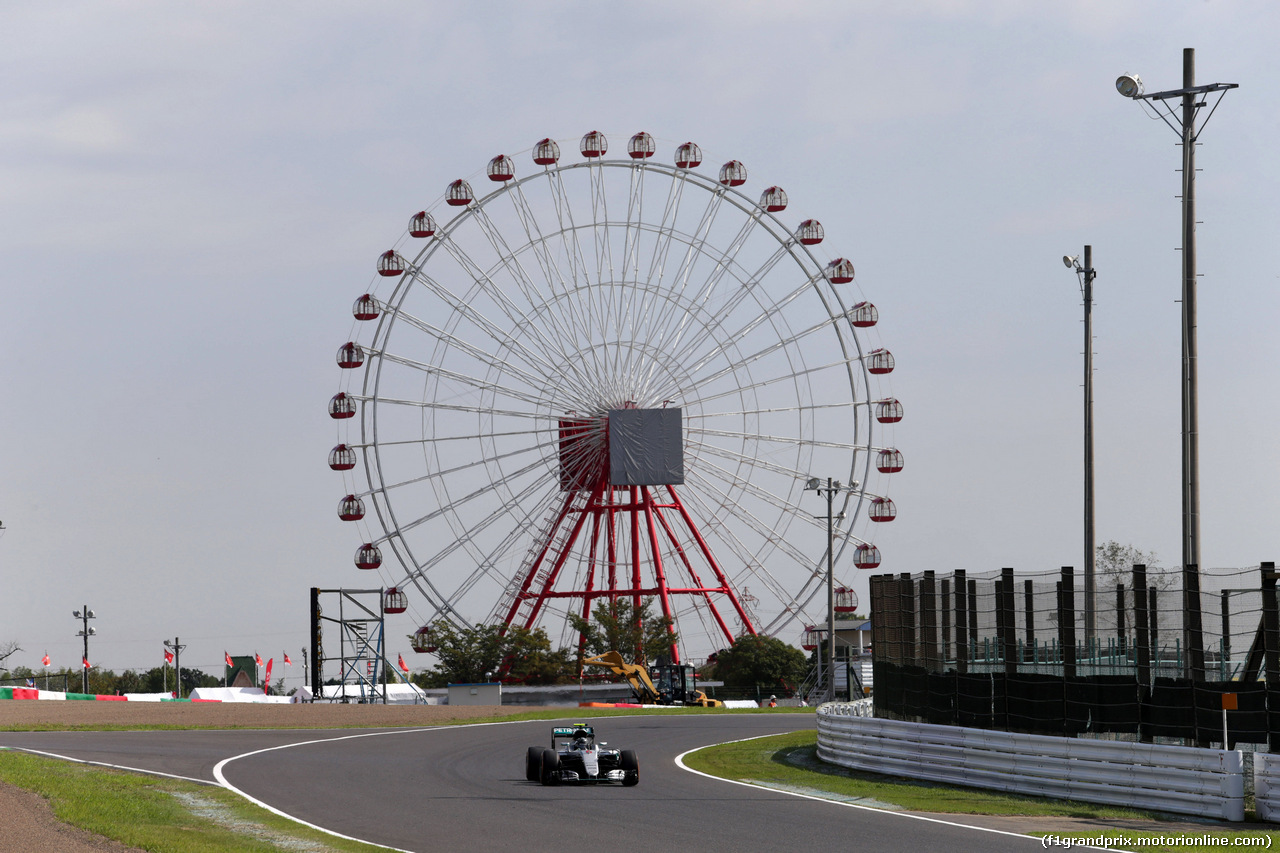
[1060,567,1077,678]
[1001,568,1017,676]
[921,571,938,672]
[941,579,952,665]
[1261,562,1280,752]
[899,573,916,667]
[1024,579,1036,664]
[954,569,968,674]
[1183,563,1206,682]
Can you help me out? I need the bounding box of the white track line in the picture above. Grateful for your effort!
[5,747,213,786]
[675,733,1058,849]
[213,720,545,852]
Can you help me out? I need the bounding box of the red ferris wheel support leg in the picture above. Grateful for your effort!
[649,495,738,647]
[629,486,643,662]
[498,488,579,632]
[640,486,681,663]
[519,480,607,631]
[666,485,758,638]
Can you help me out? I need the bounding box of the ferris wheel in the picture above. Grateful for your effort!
[329,131,902,663]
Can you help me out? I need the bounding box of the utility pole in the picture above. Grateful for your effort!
[1064,247,1097,640]
[73,606,96,694]
[164,638,186,698]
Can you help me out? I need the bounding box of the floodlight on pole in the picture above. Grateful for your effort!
[802,476,857,704]
[1117,48,1236,682]
[1115,48,1236,645]
[1115,73,1144,98]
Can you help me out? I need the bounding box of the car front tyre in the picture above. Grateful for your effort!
[620,749,639,787]
[540,748,561,786]
[526,746,543,781]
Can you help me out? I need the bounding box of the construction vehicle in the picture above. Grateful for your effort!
[583,651,723,707]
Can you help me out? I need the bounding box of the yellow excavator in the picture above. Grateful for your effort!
[583,651,723,707]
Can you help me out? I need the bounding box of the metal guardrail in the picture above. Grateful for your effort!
[1254,754,1280,820]
[816,704,1245,821]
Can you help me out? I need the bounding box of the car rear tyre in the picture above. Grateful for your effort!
[526,746,543,781]
[540,748,560,786]
[620,749,639,786]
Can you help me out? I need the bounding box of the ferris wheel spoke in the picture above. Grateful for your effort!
[355,438,550,504]
[544,172,619,377]
[643,168,689,290]
[674,277,824,386]
[686,400,858,419]
[385,306,556,394]
[507,185,603,371]
[469,207,593,380]
[431,234,592,384]
[686,454,829,551]
[544,171,593,305]
[620,163,647,282]
[440,488,566,616]
[652,243,793,384]
[374,350,549,409]
[688,436,812,482]
[380,449,553,533]
[618,186,721,388]
[587,161,616,290]
[676,473,813,610]
[395,469,559,586]
[693,425,865,453]
[367,394,544,423]
[658,211,765,364]
[631,189,727,376]
[398,262,565,382]
[681,356,855,411]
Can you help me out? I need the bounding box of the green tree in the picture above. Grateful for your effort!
[1095,540,1164,590]
[568,597,676,666]
[414,623,576,687]
[503,626,574,685]
[714,634,807,691]
[417,623,505,687]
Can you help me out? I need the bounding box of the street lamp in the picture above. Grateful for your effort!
[1116,48,1237,587]
[1064,248,1097,642]
[164,638,186,698]
[73,606,96,694]
[803,476,855,704]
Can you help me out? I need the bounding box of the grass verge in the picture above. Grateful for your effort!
[681,730,1280,852]
[0,750,385,851]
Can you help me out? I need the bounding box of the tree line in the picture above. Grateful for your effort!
[408,597,810,693]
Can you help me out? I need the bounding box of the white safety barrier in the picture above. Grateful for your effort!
[1254,754,1280,821]
[816,705,1244,821]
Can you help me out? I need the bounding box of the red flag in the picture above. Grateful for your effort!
[264,658,273,690]
[164,649,174,664]
[225,651,233,667]
[83,657,91,669]
[398,654,409,674]
[283,652,292,666]
[41,654,50,668]
[254,652,263,668]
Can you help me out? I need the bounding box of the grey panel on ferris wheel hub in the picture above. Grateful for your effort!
[608,408,684,486]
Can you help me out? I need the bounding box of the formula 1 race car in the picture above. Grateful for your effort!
[524,723,639,787]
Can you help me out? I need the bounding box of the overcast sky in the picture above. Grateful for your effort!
[3,2,1278,684]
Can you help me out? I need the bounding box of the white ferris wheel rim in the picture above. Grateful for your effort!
[332,133,896,657]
